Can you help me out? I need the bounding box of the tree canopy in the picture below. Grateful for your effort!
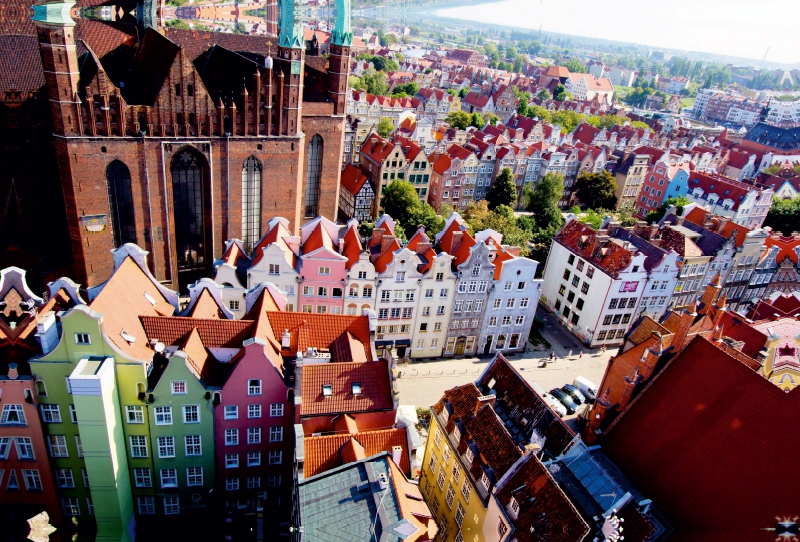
[446,111,471,130]
[564,58,588,73]
[644,195,692,223]
[461,201,531,257]
[486,167,517,210]
[763,196,800,236]
[376,117,395,138]
[553,84,572,102]
[572,171,618,210]
[380,180,443,239]
[524,172,564,231]
[392,82,418,97]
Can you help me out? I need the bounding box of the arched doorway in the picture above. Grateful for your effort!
[455,336,466,356]
[171,149,211,285]
[106,160,136,248]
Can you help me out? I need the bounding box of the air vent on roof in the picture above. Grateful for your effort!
[378,472,389,490]
[120,330,136,345]
[144,292,156,306]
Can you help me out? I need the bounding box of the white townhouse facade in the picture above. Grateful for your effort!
[412,252,457,359]
[375,247,425,359]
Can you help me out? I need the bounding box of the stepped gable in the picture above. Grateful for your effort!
[603,337,799,541]
[301,360,393,417]
[303,428,410,477]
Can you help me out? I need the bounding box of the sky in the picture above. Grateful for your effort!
[436,0,800,65]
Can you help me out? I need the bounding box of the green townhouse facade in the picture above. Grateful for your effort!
[30,305,140,541]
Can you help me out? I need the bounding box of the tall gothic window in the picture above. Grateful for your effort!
[241,157,262,253]
[172,150,206,270]
[106,160,136,248]
[304,134,323,218]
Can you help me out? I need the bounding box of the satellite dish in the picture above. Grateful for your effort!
[155,342,165,353]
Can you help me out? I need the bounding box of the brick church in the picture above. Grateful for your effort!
[4,0,352,290]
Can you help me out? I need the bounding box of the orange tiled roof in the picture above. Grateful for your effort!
[340,224,363,270]
[302,221,336,254]
[187,289,227,319]
[252,219,297,267]
[301,360,393,417]
[303,428,410,477]
[555,220,634,277]
[91,257,176,361]
[140,316,253,348]
[339,163,370,197]
[264,312,372,360]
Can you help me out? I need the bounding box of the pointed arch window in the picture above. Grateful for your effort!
[242,157,262,252]
[304,135,323,218]
[106,160,136,248]
[172,150,206,271]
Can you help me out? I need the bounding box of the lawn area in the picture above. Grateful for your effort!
[681,97,696,109]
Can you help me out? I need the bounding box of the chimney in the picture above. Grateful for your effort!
[451,230,463,252]
[281,329,291,349]
[708,293,727,322]
[716,216,730,233]
[338,237,344,254]
[392,445,403,469]
[711,323,724,342]
[370,227,385,248]
[584,386,612,445]
[697,273,721,316]
[702,215,714,230]
[7,363,18,380]
[416,241,432,254]
[381,235,396,254]
[638,332,663,380]
[475,394,496,416]
[633,221,648,237]
[671,301,697,354]
[619,366,643,409]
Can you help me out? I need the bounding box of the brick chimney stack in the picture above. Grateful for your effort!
[619,366,643,409]
[671,300,698,353]
[474,394,496,416]
[698,272,722,316]
[638,332,663,380]
[584,386,612,445]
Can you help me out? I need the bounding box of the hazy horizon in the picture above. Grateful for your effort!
[436,0,799,66]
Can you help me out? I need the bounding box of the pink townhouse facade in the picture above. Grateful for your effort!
[214,339,294,514]
[297,218,349,315]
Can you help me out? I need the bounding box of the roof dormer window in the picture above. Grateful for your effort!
[322,385,333,397]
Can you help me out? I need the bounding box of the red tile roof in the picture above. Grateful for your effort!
[573,123,600,145]
[429,153,452,175]
[555,220,634,278]
[251,218,297,267]
[340,224,363,270]
[140,316,253,348]
[339,163,370,198]
[762,232,800,264]
[301,360,393,417]
[302,221,336,254]
[187,289,227,319]
[303,428,410,477]
[603,337,797,541]
[360,133,394,164]
[747,294,800,321]
[264,312,373,360]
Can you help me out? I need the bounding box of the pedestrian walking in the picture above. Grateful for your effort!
[601,345,607,354]
[550,351,555,361]
[568,349,573,357]
[579,350,583,359]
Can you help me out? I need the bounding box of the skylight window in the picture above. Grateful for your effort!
[352,383,362,395]
[120,330,136,344]
[322,385,333,397]
[144,292,156,306]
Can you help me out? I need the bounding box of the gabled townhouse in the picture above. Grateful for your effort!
[343,117,375,165]
[415,87,461,122]
[359,132,430,208]
[345,90,419,126]
[540,218,649,348]
[564,73,614,103]
[397,115,437,152]
[369,224,424,360]
[476,230,542,355]
[338,162,376,222]
[760,232,800,297]
[406,227,458,359]
[395,134,433,201]
[420,354,590,542]
[31,245,180,534]
[491,84,518,119]
[614,153,651,211]
[247,218,301,311]
[297,217,349,315]
[636,154,690,217]
[682,171,773,229]
[461,91,494,115]
[340,219,377,316]
[211,240,251,316]
[435,214,494,357]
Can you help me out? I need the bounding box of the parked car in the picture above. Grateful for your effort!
[541,393,568,417]
[561,384,586,405]
[549,388,578,415]
[573,376,598,402]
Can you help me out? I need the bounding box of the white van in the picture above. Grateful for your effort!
[573,376,598,402]
[531,381,568,417]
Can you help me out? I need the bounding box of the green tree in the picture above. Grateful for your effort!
[376,117,395,138]
[458,87,469,98]
[573,171,618,210]
[524,172,564,231]
[486,113,500,126]
[550,110,584,133]
[470,112,486,129]
[536,88,551,101]
[577,208,611,229]
[763,197,800,235]
[516,94,529,115]
[564,58,588,73]
[553,84,569,102]
[381,181,421,226]
[360,67,388,96]
[406,203,445,239]
[527,105,551,122]
[486,167,517,210]
[461,201,531,256]
[437,203,455,218]
[392,82,418,97]
[446,111,471,130]
[644,195,692,223]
